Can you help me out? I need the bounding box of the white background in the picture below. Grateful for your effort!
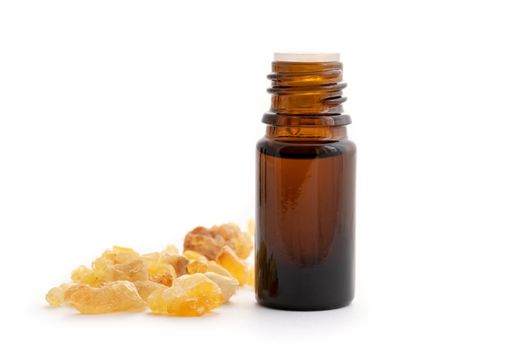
[1,0,524,349]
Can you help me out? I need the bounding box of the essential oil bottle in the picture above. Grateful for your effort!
[255,53,356,310]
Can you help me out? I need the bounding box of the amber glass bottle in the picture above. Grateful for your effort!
[255,53,356,310]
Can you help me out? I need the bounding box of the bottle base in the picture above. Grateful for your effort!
[256,297,352,311]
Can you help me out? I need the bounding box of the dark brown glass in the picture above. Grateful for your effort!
[256,60,356,310]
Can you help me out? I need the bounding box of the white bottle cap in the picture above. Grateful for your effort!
[273,52,340,62]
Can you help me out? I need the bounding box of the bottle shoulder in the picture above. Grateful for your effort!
[257,136,355,159]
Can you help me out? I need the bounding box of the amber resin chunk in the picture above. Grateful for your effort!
[206,261,232,277]
[162,254,189,277]
[141,253,176,286]
[110,259,148,282]
[71,246,148,287]
[204,272,239,302]
[64,281,145,314]
[71,265,106,287]
[184,224,253,260]
[46,283,75,307]
[183,226,226,260]
[147,273,223,316]
[187,260,208,274]
[216,246,248,285]
[133,280,166,301]
[183,249,208,262]
[210,223,253,259]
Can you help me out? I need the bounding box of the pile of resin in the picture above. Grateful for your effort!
[46,221,255,317]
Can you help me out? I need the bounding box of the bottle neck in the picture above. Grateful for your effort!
[263,61,351,128]
[265,124,348,142]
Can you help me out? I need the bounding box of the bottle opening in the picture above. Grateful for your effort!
[273,52,340,63]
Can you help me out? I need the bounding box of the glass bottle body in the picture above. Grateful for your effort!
[256,125,355,310]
